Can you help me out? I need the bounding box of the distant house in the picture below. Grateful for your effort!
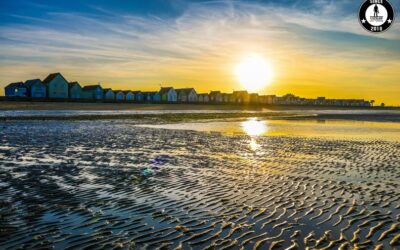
[42,73,69,98]
[143,91,161,102]
[249,93,259,103]
[232,91,249,103]
[114,90,125,101]
[176,88,198,102]
[5,82,27,97]
[159,87,177,102]
[132,91,143,102]
[222,93,231,103]
[258,95,267,104]
[82,85,103,100]
[68,82,82,99]
[23,79,45,98]
[198,94,204,102]
[124,91,134,101]
[229,93,236,103]
[104,88,115,100]
[266,95,277,104]
[209,91,223,103]
[197,93,209,103]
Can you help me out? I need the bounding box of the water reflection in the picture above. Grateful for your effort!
[249,138,260,151]
[241,118,268,136]
[241,118,268,151]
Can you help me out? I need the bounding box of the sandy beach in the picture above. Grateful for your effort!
[0,111,399,249]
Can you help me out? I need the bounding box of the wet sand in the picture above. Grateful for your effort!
[0,118,400,249]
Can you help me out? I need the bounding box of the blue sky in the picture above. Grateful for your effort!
[0,0,370,22]
[1,0,400,104]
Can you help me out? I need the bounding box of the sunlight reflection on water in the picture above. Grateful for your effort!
[240,118,268,136]
[240,118,268,151]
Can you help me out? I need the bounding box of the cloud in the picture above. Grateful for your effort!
[0,0,399,104]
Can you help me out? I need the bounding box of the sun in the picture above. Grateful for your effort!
[235,54,273,92]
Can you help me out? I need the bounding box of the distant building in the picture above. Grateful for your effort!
[103,88,115,100]
[42,73,69,98]
[315,97,326,106]
[82,85,103,100]
[198,93,209,103]
[209,91,223,103]
[124,91,134,101]
[68,82,82,99]
[232,91,249,103]
[259,95,276,104]
[176,88,198,102]
[132,91,143,102]
[114,90,125,101]
[222,93,231,103]
[5,82,27,97]
[249,93,259,103]
[24,79,46,98]
[159,87,177,102]
[143,91,161,102]
[1,71,375,107]
[266,95,277,104]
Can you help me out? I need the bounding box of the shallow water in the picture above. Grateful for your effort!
[0,119,399,249]
[137,118,400,142]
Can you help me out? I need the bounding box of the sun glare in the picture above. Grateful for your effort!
[235,54,273,92]
[241,118,268,136]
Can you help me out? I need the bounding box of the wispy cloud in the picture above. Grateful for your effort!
[0,0,399,104]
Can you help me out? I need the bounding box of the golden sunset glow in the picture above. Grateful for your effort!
[235,54,273,92]
[0,1,399,105]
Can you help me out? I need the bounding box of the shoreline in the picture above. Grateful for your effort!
[1,112,399,123]
[1,101,399,111]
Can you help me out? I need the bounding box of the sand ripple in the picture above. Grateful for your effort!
[0,120,399,249]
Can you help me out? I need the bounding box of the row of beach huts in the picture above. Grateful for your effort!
[4,72,372,107]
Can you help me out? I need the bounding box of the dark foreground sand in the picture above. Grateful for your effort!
[0,119,399,249]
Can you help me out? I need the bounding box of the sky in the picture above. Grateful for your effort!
[0,0,399,105]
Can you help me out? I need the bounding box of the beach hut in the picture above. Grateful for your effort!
[132,91,143,102]
[198,93,209,103]
[68,82,82,99]
[249,93,259,104]
[258,95,267,104]
[42,73,69,98]
[142,91,161,102]
[222,93,231,103]
[24,79,46,98]
[5,82,27,97]
[266,95,277,104]
[209,91,223,103]
[82,85,103,100]
[152,92,161,102]
[232,91,249,103]
[103,88,115,100]
[159,87,177,102]
[124,91,134,101]
[114,90,125,101]
[176,88,198,102]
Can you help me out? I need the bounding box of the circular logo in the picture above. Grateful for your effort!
[359,0,395,33]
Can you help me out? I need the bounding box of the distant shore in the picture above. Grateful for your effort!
[0,100,398,111]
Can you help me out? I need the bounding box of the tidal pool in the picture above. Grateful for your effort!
[137,118,400,142]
